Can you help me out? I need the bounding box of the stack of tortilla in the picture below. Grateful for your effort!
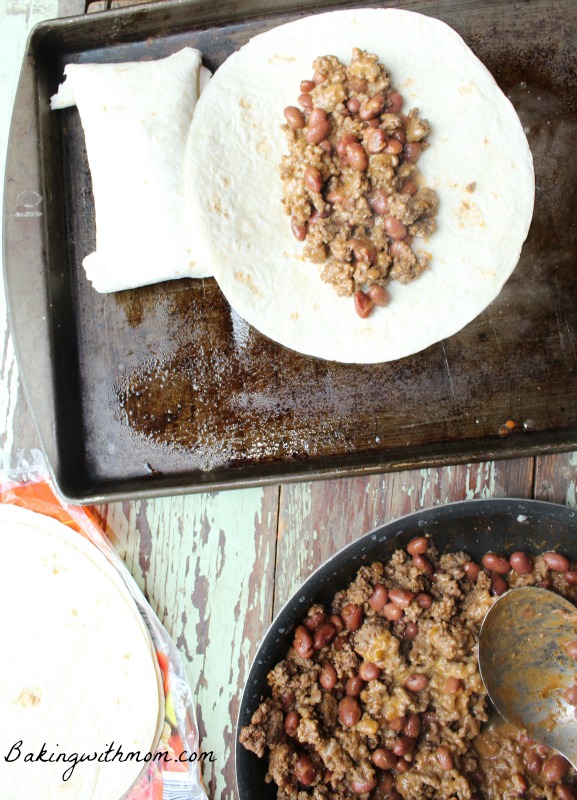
[0,504,163,800]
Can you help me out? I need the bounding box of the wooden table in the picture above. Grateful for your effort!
[1,2,577,798]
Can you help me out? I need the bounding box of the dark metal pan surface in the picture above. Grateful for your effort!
[235,498,577,799]
[3,0,577,502]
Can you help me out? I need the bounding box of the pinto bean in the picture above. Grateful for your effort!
[326,190,343,204]
[542,754,570,784]
[392,736,415,756]
[407,536,429,555]
[404,713,421,738]
[295,752,316,785]
[416,592,433,609]
[359,661,381,681]
[351,776,377,795]
[369,584,389,612]
[366,127,387,153]
[375,770,395,792]
[284,106,305,129]
[298,92,313,109]
[384,217,408,240]
[372,748,397,770]
[350,238,376,263]
[395,758,410,774]
[490,573,508,596]
[346,674,364,697]
[543,552,570,572]
[386,92,404,113]
[444,677,462,694]
[389,588,415,608]
[338,696,361,727]
[309,208,329,224]
[482,553,510,574]
[509,551,533,574]
[333,632,350,651]
[304,166,323,193]
[341,603,363,631]
[353,291,374,319]
[401,179,418,195]
[284,710,300,736]
[300,79,315,93]
[294,625,313,657]
[463,561,481,582]
[320,661,337,690]
[313,622,336,650]
[368,284,390,307]
[291,217,307,241]
[403,141,422,163]
[413,554,434,575]
[404,673,429,692]
[359,94,385,120]
[307,107,327,126]
[337,133,358,157]
[382,602,404,621]
[346,142,368,171]
[385,139,404,155]
[306,119,331,145]
[304,610,326,631]
[404,622,419,641]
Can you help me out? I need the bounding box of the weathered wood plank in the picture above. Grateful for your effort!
[534,451,577,506]
[94,486,280,800]
[274,458,534,611]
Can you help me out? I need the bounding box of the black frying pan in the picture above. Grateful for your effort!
[235,498,577,799]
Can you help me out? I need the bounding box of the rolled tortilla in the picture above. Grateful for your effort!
[0,504,163,800]
[187,9,535,363]
[51,48,212,292]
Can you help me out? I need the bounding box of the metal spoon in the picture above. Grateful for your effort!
[478,586,577,768]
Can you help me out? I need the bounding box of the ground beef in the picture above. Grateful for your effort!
[240,537,577,799]
[281,48,439,318]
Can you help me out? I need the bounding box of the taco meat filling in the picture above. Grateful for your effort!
[281,49,439,319]
[240,538,577,799]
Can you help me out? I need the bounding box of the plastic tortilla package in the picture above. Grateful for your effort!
[0,451,208,800]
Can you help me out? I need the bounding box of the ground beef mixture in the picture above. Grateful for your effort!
[281,49,439,319]
[240,538,577,799]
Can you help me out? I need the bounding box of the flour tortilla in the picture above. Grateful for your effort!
[51,48,212,292]
[0,504,163,800]
[187,9,535,363]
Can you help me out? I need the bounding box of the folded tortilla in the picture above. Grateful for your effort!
[186,9,535,363]
[51,48,212,292]
[0,504,163,800]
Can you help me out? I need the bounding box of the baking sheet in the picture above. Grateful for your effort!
[4,0,577,503]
